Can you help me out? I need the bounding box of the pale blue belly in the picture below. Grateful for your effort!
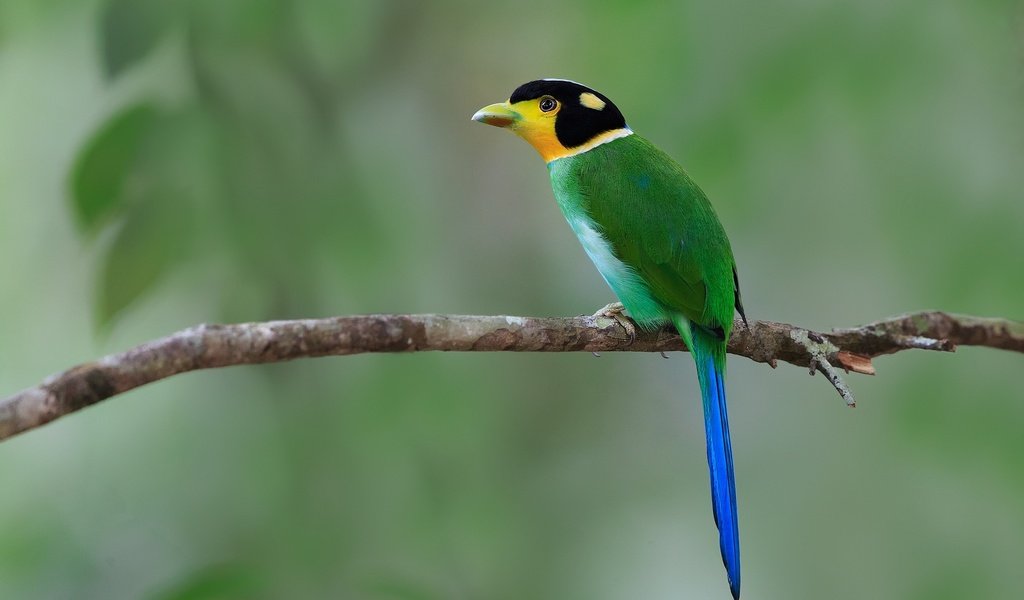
[559,205,669,328]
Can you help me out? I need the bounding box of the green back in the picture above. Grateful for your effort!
[549,134,740,337]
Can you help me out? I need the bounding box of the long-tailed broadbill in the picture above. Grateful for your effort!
[473,79,747,599]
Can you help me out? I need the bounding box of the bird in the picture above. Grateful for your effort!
[473,79,746,598]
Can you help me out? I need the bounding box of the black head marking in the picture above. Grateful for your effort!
[509,80,627,148]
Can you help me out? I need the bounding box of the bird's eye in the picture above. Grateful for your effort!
[539,97,558,112]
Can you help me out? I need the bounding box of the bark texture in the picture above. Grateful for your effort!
[2,311,1021,441]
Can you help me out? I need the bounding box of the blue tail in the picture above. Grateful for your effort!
[693,338,741,599]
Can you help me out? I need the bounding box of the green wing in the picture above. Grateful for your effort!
[561,135,741,334]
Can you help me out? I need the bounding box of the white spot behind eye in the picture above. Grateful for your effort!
[579,92,606,110]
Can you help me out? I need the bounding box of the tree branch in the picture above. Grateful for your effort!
[1,311,1021,442]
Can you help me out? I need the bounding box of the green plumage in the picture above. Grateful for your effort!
[549,132,744,598]
[548,134,741,337]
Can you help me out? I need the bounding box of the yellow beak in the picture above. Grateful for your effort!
[471,102,521,128]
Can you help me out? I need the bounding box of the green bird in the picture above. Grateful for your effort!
[473,79,746,598]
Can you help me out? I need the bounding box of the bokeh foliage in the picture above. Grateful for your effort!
[1,0,1023,598]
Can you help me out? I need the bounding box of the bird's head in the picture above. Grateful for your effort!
[472,79,629,162]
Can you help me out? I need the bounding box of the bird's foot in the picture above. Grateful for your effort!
[592,302,637,344]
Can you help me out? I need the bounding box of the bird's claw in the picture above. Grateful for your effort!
[592,301,637,344]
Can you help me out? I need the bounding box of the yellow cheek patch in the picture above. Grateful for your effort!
[508,99,567,162]
[579,92,606,110]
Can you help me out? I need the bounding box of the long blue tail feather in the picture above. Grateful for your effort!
[693,335,741,599]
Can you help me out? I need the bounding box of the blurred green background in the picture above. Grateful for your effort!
[1,0,1023,598]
